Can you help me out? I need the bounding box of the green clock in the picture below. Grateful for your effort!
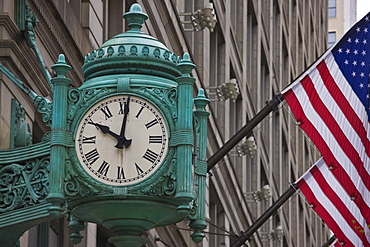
[75,94,169,186]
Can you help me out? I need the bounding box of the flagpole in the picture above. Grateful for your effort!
[321,235,337,247]
[0,63,38,101]
[230,184,298,247]
[207,94,284,171]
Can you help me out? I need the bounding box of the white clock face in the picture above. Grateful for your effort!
[75,95,169,186]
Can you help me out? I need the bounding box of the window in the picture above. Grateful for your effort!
[328,0,336,18]
[328,31,336,47]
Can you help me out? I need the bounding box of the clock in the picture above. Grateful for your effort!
[74,94,169,186]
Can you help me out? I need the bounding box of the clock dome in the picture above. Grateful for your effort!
[81,4,181,87]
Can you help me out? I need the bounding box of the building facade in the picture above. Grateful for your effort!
[0,0,330,246]
[328,0,357,46]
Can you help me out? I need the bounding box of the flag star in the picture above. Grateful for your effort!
[344,60,349,65]
[365,27,369,33]
[345,49,351,54]
[363,39,367,44]
[352,60,357,66]
[338,48,343,53]
[360,83,364,88]
[362,50,367,55]
[361,61,366,66]
[356,27,361,32]
[366,16,370,21]
[355,38,360,44]
[353,49,358,55]
[352,71,356,77]
[347,38,352,43]
[360,72,365,77]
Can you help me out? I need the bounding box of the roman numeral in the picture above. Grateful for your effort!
[118,101,125,115]
[88,120,99,130]
[100,105,113,120]
[117,166,126,179]
[142,149,158,163]
[85,148,100,165]
[97,161,110,176]
[135,106,144,118]
[149,135,162,143]
[135,163,144,175]
[145,119,159,129]
[82,135,96,144]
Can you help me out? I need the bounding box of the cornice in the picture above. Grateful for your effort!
[28,0,90,86]
[0,14,51,97]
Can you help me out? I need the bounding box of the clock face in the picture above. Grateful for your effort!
[75,95,169,186]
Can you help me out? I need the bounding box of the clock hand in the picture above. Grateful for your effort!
[116,96,132,149]
[88,121,120,140]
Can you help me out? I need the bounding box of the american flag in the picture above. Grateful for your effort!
[282,13,370,246]
[297,159,369,246]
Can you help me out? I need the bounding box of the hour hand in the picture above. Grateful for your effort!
[88,121,120,140]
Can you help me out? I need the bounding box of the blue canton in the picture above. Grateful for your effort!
[332,14,370,121]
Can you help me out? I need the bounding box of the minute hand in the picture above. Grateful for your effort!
[116,97,132,149]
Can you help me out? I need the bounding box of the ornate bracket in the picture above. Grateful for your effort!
[10,99,32,148]
[0,157,50,213]
[21,0,52,87]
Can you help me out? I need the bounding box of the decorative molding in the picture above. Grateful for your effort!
[64,158,105,197]
[67,87,109,126]
[84,45,179,65]
[169,129,193,147]
[139,158,177,197]
[23,1,39,48]
[33,95,52,126]
[10,99,32,148]
[0,157,50,213]
[0,141,51,165]
[140,86,178,122]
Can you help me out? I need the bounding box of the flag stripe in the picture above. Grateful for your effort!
[318,56,370,148]
[297,159,370,246]
[284,89,370,213]
[298,72,370,189]
[316,59,370,159]
[308,164,368,243]
[298,181,355,247]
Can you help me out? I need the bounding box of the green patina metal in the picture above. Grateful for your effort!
[14,0,27,31]
[20,0,52,87]
[0,3,209,247]
[0,140,52,246]
[0,63,52,126]
[174,53,196,215]
[189,89,210,243]
[81,3,180,84]
[46,54,71,217]
[10,99,32,148]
